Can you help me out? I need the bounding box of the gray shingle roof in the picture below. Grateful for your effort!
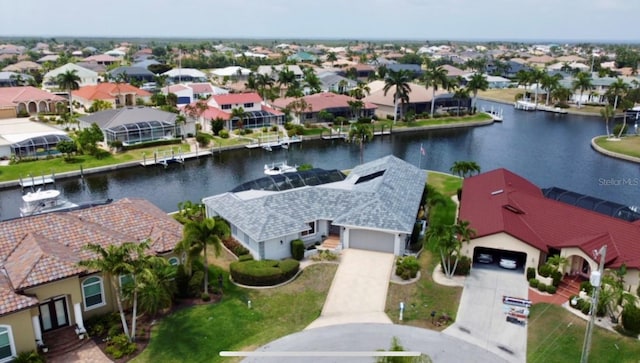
[203,155,426,241]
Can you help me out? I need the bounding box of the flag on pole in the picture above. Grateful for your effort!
[420,143,426,156]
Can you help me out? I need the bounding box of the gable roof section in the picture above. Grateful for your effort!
[210,92,262,106]
[44,63,98,79]
[272,93,377,113]
[73,83,151,101]
[0,86,65,104]
[459,168,640,268]
[204,155,426,241]
[0,271,38,317]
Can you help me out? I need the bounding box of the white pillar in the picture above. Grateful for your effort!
[32,316,42,344]
[73,303,85,332]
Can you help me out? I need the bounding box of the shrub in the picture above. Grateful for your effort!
[622,303,640,335]
[529,278,539,288]
[195,132,210,147]
[537,283,547,292]
[580,281,594,295]
[86,312,120,338]
[546,285,557,294]
[230,259,300,286]
[188,270,204,296]
[105,333,137,359]
[201,292,211,301]
[120,138,181,151]
[453,255,471,276]
[581,302,592,315]
[175,264,190,298]
[569,296,581,310]
[551,270,562,287]
[270,125,278,132]
[219,129,229,138]
[526,267,536,280]
[238,254,253,262]
[613,124,629,136]
[538,264,552,278]
[13,350,45,363]
[290,239,305,261]
[395,256,420,280]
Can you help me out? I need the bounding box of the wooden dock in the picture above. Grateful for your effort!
[19,174,56,189]
[245,137,302,150]
[139,150,213,167]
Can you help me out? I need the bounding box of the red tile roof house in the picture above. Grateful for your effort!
[271,93,377,124]
[73,83,152,110]
[458,168,640,293]
[183,92,284,132]
[0,199,182,360]
[0,86,67,118]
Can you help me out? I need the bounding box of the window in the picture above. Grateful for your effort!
[243,103,253,108]
[82,276,105,310]
[301,221,316,236]
[168,257,179,266]
[221,104,232,110]
[119,274,134,292]
[0,326,14,362]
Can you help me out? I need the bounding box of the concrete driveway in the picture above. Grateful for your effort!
[444,267,529,363]
[305,249,394,329]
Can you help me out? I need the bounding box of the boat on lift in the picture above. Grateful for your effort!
[264,162,298,175]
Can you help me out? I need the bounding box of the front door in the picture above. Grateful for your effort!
[39,297,69,332]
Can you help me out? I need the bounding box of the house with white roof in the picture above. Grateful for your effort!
[43,63,100,91]
[210,66,252,83]
[203,155,426,260]
[162,68,208,84]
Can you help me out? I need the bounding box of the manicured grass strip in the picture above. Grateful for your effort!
[427,171,462,197]
[132,263,337,363]
[527,303,640,363]
[594,136,640,158]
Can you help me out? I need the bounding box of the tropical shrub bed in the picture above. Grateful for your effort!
[230,259,300,286]
[395,256,420,280]
[453,255,471,276]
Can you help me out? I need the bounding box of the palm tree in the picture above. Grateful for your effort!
[607,77,629,111]
[303,68,321,94]
[347,100,364,120]
[287,98,311,124]
[278,66,297,96]
[601,105,614,136]
[326,52,337,66]
[449,161,481,178]
[230,107,247,130]
[452,87,470,116]
[349,81,371,100]
[348,123,373,164]
[514,70,532,101]
[56,69,81,115]
[425,223,457,278]
[552,86,571,105]
[529,68,546,107]
[423,64,449,118]
[466,73,489,112]
[177,218,229,295]
[256,73,275,103]
[572,71,593,108]
[540,73,563,106]
[383,69,412,124]
[132,255,176,319]
[78,242,137,341]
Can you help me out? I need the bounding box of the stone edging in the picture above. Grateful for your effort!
[590,136,640,164]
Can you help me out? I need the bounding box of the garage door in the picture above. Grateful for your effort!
[349,229,395,253]
[473,247,527,273]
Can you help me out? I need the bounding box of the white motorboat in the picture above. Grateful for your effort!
[264,162,297,175]
[20,188,79,217]
[482,107,503,121]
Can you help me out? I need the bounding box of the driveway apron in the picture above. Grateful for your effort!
[306,249,394,329]
[444,267,529,363]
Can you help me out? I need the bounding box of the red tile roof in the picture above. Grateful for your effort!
[189,82,214,94]
[0,198,182,315]
[0,86,66,104]
[73,83,151,101]
[210,92,262,106]
[272,93,377,113]
[459,169,640,269]
[82,54,120,63]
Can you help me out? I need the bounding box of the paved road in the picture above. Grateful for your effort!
[241,323,508,363]
[305,249,394,329]
[444,267,529,363]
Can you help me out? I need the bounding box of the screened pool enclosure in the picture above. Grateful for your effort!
[11,134,73,157]
[104,120,178,145]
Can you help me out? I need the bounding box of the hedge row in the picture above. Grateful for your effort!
[121,138,182,151]
[230,259,300,286]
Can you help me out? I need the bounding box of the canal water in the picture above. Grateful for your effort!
[0,100,638,220]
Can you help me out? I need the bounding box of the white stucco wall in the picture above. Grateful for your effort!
[464,232,543,272]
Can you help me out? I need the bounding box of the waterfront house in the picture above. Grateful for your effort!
[271,92,377,124]
[162,68,208,84]
[0,86,66,117]
[459,168,640,292]
[203,155,426,260]
[0,199,182,361]
[77,106,193,145]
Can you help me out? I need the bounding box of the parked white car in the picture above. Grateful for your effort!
[477,253,494,264]
[499,258,517,269]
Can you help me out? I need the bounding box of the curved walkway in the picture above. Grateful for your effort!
[590,136,640,164]
[242,323,508,363]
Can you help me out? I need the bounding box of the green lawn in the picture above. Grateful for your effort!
[132,263,337,363]
[528,304,640,363]
[427,171,462,197]
[594,136,640,158]
[375,113,491,129]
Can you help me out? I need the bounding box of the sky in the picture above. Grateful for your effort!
[2,0,638,43]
